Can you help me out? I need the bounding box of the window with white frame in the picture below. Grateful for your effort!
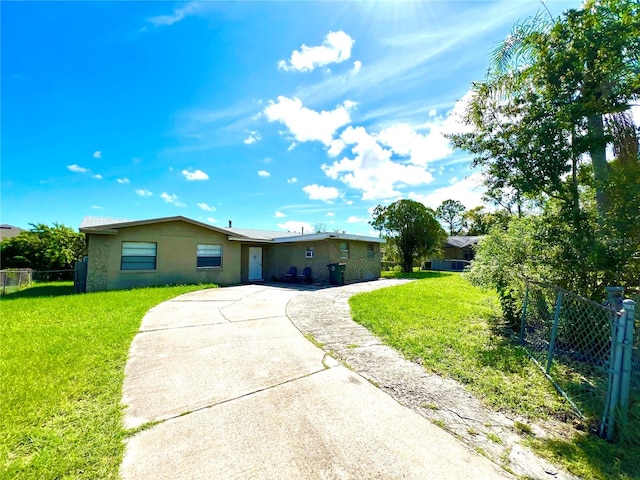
[121,242,157,270]
[340,241,350,259]
[197,244,222,268]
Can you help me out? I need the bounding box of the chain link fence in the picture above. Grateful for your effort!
[519,279,638,443]
[0,268,33,295]
[0,269,76,296]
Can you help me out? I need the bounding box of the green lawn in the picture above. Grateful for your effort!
[1,281,215,479]
[351,271,639,480]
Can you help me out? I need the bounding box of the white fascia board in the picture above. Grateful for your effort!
[227,236,274,243]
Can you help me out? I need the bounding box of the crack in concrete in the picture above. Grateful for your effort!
[131,367,330,431]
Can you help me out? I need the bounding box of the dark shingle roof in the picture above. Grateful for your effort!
[0,224,26,240]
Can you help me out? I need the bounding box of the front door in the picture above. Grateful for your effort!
[248,247,263,281]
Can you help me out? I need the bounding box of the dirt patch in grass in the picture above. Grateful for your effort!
[286,279,579,480]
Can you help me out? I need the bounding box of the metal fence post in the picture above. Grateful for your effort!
[519,280,529,344]
[606,286,625,310]
[618,299,636,428]
[546,290,564,374]
[602,310,627,441]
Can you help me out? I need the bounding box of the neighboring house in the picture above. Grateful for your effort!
[79,216,384,292]
[0,224,26,242]
[427,235,481,272]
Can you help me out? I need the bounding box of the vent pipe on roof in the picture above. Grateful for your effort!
[301,227,304,235]
[228,220,232,228]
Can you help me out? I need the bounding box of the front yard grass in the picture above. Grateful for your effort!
[1,281,215,479]
[351,271,639,480]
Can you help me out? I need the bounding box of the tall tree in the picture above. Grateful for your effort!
[0,223,87,270]
[463,207,511,235]
[435,199,466,235]
[451,0,640,298]
[370,200,446,273]
[481,0,640,217]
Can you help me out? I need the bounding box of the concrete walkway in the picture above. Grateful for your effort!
[120,282,513,479]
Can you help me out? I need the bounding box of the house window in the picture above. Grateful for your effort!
[121,242,157,270]
[306,247,315,258]
[340,242,350,259]
[197,244,222,268]
[367,244,374,259]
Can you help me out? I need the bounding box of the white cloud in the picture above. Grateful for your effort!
[347,216,366,223]
[243,131,262,144]
[264,96,355,146]
[274,211,286,218]
[258,170,270,177]
[207,217,217,224]
[67,164,88,173]
[287,177,298,184]
[197,202,215,211]
[136,189,153,197]
[147,1,203,27]
[160,192,186,207]
[117,177,130,184]
[91,205,103,209]
[328,138,346,157]
[631,104,640,130]
[181,169,209,181]
[352,60,362,74]
[277,220,313,234]
[92,174,103,179]
[303,184,340,202]
[376,119,454,167]
[326,212,335,217]
[322,126,434,200]
[429,109,437,117]
[92,151,101,159]
[278,30,354,73]
[408,173,485,210]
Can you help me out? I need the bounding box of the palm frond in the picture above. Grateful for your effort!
[606,110,640,164]
[490,11,551,76]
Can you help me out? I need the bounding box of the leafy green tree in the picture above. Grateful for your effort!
[435,199,466,235]
[370,199,447,272]
[0,223,87,271]
[478,0,640,218]
[450,0,640,298]
[465,215,553,324]
[463,207,511,235]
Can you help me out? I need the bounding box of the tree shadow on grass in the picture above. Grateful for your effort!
[1,282,74,300]
[382,270,454,280]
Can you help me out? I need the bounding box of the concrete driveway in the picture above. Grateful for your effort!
[120,282,512,479]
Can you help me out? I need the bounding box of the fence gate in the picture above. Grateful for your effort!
[74,259,87,293]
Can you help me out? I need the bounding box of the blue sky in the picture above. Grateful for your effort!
[2,0,582,235]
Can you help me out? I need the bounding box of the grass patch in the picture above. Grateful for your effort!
[1,281,216,479]
[352,272,568,418]
[525,433,639,480]
[351,272,639,479]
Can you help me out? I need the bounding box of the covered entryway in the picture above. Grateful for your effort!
[248,247,263,281]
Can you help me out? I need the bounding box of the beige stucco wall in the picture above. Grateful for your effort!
[264,239,382,284]
[86,221,241,292]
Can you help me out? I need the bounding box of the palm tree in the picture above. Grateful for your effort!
[478,0,639,217]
